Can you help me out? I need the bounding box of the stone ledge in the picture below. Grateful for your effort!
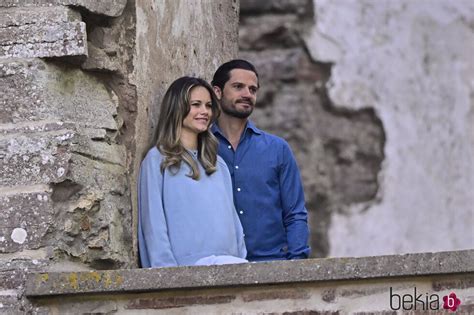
[0,21,87,58]
[0,0,127,18]
[25,250,473,297]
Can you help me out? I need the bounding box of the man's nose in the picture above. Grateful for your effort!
[241,87,252,98]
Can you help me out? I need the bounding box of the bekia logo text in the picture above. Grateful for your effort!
[390,287,461,312]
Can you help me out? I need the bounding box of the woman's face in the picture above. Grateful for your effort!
[182,86,213,135]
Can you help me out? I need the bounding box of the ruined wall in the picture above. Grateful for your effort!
[306,0,474,257]
[0,0,239,312]
[239,0,385,257]
[240,0,473,257]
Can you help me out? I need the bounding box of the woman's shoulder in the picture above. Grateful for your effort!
[142,146,164,165]
[216,155,228,169]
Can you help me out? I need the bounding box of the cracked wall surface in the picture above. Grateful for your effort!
[239,0,385,257]
[306,0,474,257]
[0,0,239,313]
[240,0,473,257]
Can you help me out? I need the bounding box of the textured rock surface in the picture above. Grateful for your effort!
[0,6,87,59]
[23,251,474,314]
[26,250,474,296]
[239,0,385,257]
[0,58,130,267]
[0,1,240,311]
[305,0,474,256]
[0,0,127,17]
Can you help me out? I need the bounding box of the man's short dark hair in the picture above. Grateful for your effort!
[212,59,259,90]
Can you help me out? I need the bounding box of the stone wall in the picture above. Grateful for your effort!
[239,0,473,257]
[24,250,474,314]
[307,0,474,257]
[0,0,239,312]
[239,0,385,257]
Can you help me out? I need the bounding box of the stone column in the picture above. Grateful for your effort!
[0,0,239,312]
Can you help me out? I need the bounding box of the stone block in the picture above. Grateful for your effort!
[0,269,25,290]
[240,14,302,51]
[72,135,126,167]
[0,191,54,253]
[0,0,127,17]
[0,6,81,27]
[240,0,312,16]
[81,42,120,72]
[0,131,73,187]
[0,21,87,58]
[67,153,126,195]
[0,225,51,253]
[0,59,118,129]
[0,191,53,229]
[0,295,22,315]
[126,295,236,310]
[24,250,474,297]
[241,288,310,302]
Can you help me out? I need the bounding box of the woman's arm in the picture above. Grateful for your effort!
[138,149,178,267]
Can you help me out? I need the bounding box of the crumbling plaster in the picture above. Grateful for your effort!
[305,0,474,256]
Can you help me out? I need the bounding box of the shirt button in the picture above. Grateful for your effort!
[239,210,244,215]
[237,188,241,192]
[235,165,239,169]
[228,145,232,149]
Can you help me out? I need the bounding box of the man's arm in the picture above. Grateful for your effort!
[279,141,311,259]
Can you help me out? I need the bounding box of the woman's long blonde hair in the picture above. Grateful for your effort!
[153,76,221,180]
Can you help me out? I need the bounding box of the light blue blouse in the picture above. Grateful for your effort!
[138,147,247,267]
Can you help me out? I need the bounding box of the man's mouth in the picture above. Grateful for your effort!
[237,101,252,107]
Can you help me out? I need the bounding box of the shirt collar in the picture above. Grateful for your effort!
[211,120,262,137]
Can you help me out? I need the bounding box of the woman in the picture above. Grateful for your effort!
[138,76,247,267]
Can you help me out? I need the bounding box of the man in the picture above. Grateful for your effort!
[211,59,310,261]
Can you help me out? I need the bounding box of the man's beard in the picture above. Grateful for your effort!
[221,99,254,119]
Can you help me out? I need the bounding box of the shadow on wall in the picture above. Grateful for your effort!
[238,0,386,257]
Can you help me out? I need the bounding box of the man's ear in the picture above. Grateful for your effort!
[213,86,222,100]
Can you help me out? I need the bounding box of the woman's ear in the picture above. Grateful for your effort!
[213,86,222,100]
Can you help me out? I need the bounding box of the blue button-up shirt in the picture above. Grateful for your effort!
[212,121,310,261]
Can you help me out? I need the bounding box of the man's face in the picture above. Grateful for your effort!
[214,69,258,119]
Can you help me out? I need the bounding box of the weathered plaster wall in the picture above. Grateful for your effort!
[305,0,474,256]
[239,0,385,257]
[239,0,473,257]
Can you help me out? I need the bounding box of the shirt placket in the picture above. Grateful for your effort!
[233,133,249,219]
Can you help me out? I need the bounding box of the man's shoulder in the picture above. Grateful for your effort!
[253,127,290,148]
